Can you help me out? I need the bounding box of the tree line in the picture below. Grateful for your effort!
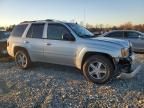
[86,22,144,33]
[0,25,15,32]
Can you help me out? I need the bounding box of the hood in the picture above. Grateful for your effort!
[82,37,130,50]
[94,37,129,47]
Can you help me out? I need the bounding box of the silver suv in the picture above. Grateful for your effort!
[7,20,134,84]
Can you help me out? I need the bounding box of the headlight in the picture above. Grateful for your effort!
[121,48,129,57]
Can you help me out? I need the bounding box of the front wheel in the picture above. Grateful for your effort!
[15,50,31,69]
[82,55,114,84]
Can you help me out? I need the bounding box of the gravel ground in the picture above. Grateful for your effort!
[0,54,144,108]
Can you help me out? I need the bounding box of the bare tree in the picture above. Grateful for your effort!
[5,25,15,32]
[119,22,133,30]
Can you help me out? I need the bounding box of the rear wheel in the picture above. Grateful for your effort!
[15,50,31,69]
[82,55,114,84]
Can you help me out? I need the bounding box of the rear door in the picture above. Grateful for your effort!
[124,31,144,52]
[24,23,45,61]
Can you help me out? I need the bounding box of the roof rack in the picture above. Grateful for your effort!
[45,19,54,21]
[21,19,56,24]
[20,21,36,23]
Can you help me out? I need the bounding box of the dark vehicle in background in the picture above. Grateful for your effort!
[0,31,10,56]
[93,31,102,37]
[102,30,144,53]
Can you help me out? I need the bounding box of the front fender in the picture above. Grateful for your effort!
[75,47,121,69]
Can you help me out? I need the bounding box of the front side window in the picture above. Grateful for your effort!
[47,24,71,40]
[26,23,44,38]
[125,32,140,38]
[11,24,28,37]
[107,32,124,38]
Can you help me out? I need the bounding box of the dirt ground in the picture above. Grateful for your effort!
[0,54,144,108]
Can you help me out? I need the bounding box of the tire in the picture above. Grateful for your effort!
[82,55,114,84]
[15,50,31,69]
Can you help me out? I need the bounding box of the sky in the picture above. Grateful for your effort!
[0,0,144,26]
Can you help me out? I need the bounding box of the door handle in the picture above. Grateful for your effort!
[24,41,29,44]
[45,43,51,46]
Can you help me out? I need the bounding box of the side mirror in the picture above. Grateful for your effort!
[62,34,75,41]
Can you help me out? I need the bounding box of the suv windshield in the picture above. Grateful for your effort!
[66,23,94,38]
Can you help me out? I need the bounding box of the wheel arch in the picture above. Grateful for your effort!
[14,46,30,57]
[14,46,31,69]
[81,52,115,70]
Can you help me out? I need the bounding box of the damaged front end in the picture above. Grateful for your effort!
[115,46,141,79]
[118,57,133,73]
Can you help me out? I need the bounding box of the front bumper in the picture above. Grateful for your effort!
[115,54,135,74]
[118,56,133,73]
[115,54,141,79]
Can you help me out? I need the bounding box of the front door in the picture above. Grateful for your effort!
[106,31,124,39]
[44,23,78,66]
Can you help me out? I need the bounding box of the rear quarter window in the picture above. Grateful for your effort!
[125,32,140,38]
[11,24,28,37]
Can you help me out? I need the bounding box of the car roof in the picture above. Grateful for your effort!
[108,30,143,34]
[101,30,144,37]
[110,30,140,32]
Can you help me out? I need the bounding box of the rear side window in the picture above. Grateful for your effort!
[11,24,28,37]
[125,32,140,38]
[107,32,124,38]
[26,23,44,38]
